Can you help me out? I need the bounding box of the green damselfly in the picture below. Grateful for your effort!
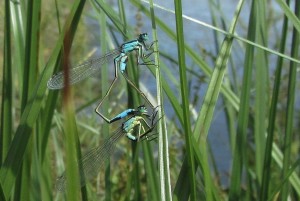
[47,33,157,123]
[56,105,159,191]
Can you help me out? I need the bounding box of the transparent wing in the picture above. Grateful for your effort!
[47,49,121,90]
[56,126,125,191]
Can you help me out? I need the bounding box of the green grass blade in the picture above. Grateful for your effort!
[196,0,243,139]
[229,1,256,199]
[14,1,42,200]
[272,144,300,195]
[280,1,300,199]
[21,0,41,111]
[1,0,13,163]
[193,1,244,200]
[191,137,223,201]
[98,6,111,199]
[269,159,300,200]
[0,1,86,199]
[149,1,172,200]
[63,71,81,200]
[253,0,268,185]
[275,0,300,34]
[63,96,81,200]
[142,142,160,201]
[10,0,26,87]
[260,0,290,199]
[0,184,4,201]
[40,88,60,161]
[173,0,196,200]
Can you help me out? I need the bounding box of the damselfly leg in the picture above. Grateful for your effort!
[95,37,157,123]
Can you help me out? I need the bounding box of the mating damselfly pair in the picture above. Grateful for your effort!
[56,105,160,191]
[48,33,157,122]
[48,33,159,190]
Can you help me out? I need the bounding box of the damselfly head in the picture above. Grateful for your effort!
[137,105,148,116]
[138,33,149,42]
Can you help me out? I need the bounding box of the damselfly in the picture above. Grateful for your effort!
[47,33,157,123]
[56,105,159,191]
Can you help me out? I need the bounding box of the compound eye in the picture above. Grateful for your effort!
[138,105,147,113]
[142,33,148,39]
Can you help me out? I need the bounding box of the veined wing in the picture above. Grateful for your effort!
[47,49,121,90]
[55,126,125,191]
